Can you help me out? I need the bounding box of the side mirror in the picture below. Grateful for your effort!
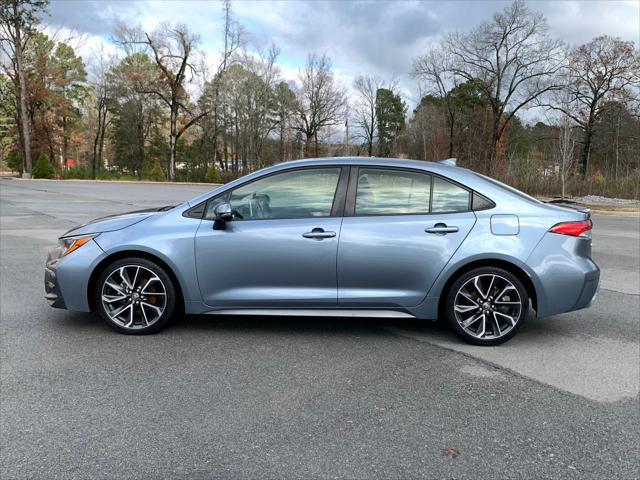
[214,203,233,221]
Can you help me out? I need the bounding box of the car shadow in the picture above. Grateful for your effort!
[54,309,455,340]
[171,313,451,337]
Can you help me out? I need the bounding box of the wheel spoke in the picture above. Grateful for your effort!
[486,275,495,298]
[495,284,516,302]
[141,305,149,326]
[105,281,126,294]
[455,304,479,313]
[110,303,131,321]
[458,291,478,305]
[494,311,517,326]
[492,312,502,337]
[125,303,135,327]
[141,301,162,317]
[119,267,134,290]
[140,277,161,294]
[472,277,487,299]
[131,266,140,290]
[102,293,127,303]
[477,313,486,337]
[461,312,483,328]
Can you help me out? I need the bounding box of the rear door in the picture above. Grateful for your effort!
[337,167,476,307]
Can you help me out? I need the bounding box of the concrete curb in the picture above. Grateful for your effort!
[1,177,221,187]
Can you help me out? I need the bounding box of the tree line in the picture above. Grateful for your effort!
[1,0,638,198]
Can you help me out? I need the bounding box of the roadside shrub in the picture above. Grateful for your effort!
[148,162,166,182]
[61,166,88,179]
[32,154,55,179]
[5,150,22,174]
[204,164,222,184]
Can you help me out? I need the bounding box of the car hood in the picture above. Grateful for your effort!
[61,205,175,238]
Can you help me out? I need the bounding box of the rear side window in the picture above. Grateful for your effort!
[355,168,431,216]
[431,177,470,213]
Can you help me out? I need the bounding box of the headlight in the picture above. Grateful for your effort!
[58,234,99,256]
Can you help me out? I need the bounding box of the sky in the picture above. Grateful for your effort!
[44,0,640,118]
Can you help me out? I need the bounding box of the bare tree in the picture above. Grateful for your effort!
[412,48,462,158]
[88,45,112,178]
[116,22,205,181]
[294,53,346,157]
[352,75,384,156]
[555,99,576,199]
[437,0,564,172]
[546,36,639,176]
[0,0,48,177]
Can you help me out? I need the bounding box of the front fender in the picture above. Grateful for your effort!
[93,215,201,306]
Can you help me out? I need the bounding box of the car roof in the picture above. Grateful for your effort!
[186,157,495,207]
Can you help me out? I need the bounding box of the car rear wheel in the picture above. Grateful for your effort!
[95,257,176,334]
[445,267,529,346]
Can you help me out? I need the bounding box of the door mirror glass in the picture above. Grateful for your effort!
[214,203,233,221]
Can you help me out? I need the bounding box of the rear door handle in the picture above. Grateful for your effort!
[425,224,459,234]
[303,228,336,239]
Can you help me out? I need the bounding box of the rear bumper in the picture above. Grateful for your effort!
[573,268,600,310]
[527,234,600,317]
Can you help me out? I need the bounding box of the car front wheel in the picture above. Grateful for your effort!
[445,267,529,346]
[95,257,176,334]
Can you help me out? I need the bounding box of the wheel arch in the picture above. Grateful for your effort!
[437,258,538,318]
[87,250,185,314]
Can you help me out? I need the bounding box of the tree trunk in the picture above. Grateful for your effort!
[579,110,596,177]
[168,101,178,181]
[14,27,32,178]
[314,131,319,157]
[579,127,593,178]
[303,132,313,158]
[489,110,501,176]
[62,116,69,168]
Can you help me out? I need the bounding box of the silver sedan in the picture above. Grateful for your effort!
[45,157,599,345]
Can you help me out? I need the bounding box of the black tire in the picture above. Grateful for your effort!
[94,257,177,335]
[445,267,529,346]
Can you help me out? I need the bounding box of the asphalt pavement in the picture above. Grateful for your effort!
[1,178,639,479]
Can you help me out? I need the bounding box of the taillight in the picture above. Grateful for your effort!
[549,220,592,237]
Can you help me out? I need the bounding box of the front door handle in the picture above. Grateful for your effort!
[425,223,459,234]
[303,228,336,239]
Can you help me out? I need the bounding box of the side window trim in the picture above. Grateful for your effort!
[344,165,478,217]
[193,166,348,222]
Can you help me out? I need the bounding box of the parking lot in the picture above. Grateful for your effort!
[1,178,639,479]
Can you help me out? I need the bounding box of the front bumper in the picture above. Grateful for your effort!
[44,239,106,312]
[45,245,66,309]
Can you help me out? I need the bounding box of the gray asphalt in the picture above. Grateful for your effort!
[1,178,639,480]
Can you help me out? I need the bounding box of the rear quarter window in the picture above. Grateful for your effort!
[431,177,470,213]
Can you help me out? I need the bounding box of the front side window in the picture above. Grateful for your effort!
[431,177,470,213]
[208,168,341,221]
[355,168,431,216]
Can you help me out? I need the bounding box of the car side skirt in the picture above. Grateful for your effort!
[203,308,416,318]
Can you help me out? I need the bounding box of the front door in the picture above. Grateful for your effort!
[195,167,346,307]
[337,167,477,307]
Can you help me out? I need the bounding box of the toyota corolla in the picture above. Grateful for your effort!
[45,157,599,345]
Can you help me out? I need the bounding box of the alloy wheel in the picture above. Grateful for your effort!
[453,273,523,340]
[101,265,167,330]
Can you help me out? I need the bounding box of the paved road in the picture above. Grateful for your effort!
[1,179,639,479]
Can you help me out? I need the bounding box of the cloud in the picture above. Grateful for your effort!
[44,0,639,103]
